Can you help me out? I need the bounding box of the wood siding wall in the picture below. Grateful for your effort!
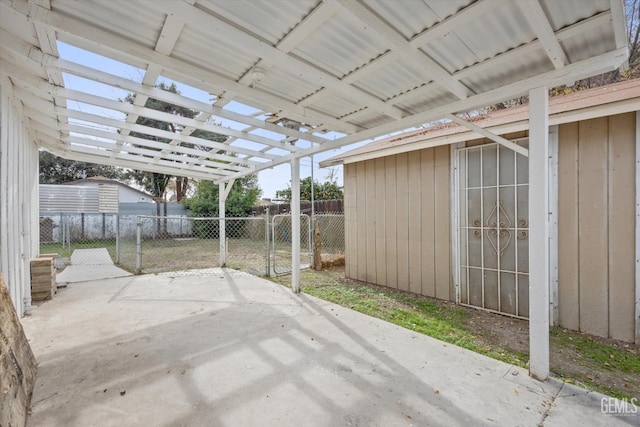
[558,113,636,342]
[0,80,40,318]
[344,145,452,300]
[344,114,637,343]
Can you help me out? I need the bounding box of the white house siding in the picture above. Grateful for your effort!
[0,79,39,318]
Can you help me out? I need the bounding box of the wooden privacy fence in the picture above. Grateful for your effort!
[251,199,343,216]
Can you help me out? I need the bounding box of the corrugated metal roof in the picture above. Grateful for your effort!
[40,185,101,213]
[321,78,640,166]
[0,0,628,182]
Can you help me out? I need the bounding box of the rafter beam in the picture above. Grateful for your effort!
[2,1,361,134]
[65,134,240,176]
[66,124,251,173]
[237,1,338,86]
[160,1,407,120]
[44,144,229,181]
[517,0,568,69]
[41,57,332,145]
[22,79,300,152]
[216,47,628,183]
[118,12,186,153]
[335,0,471,100]
[445,113,528,157]
[388,11,613,106]
[58,108,274,162]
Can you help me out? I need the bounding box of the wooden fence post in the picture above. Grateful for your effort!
[313,221,322,270]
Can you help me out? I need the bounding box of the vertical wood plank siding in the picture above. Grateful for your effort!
[345,113,636,342]
[343,147,452,300]
[0,80,40,318]
[577,117,609,337]
[558,113,636,342]
[557,122,580,331]
[607,114,635,342]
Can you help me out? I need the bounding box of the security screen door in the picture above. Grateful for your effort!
[457,141,529,318]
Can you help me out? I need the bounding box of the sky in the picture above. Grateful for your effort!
[56,42,407,199]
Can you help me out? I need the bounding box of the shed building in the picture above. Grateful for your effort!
[322,79,640,344]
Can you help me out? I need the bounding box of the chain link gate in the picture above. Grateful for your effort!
[131,216,270,274]
[271,214,311,275]
[40,212,336,277]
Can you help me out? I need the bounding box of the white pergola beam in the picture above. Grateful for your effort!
[65,126,249,173]
[58,107,271,162]
[336,0,471,99]
[42,143,227,181]
[291,158,301,293]
[119,12,185,153]
[44,56,330,145]
[160,2,407,120]
[4,1,360,135]
[528,86,550,381]
[636,111,640,344]
[37,83,298,152]
[411,0,500,46]
[446,114,529,157]
[218,179,235,267]
[237,1,338,86]
[339,0,500,88]
[216,47,627,183]
[453,10,612,81]
[517,0,568,69]
[66,136,232,177]
[155,13,185,55]
[610,0,628,50]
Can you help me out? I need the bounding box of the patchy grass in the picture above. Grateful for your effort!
[271,268,639,400]
[40,240,117,258]
[549,327,640,400]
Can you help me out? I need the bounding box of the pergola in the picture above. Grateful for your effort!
[0,0,628,381]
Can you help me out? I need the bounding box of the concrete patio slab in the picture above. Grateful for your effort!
[21,269,636,426]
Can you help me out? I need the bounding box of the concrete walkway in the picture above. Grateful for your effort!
[56,248,132,284]
[21,269,637,426]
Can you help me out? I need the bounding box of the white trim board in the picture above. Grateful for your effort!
[635,111,640,344]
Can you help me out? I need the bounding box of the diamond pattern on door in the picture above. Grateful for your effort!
[457,142,529,318]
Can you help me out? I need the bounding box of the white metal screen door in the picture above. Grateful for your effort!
[457,141,529,318]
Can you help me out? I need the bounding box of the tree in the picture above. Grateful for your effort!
[123,82,226,201]
[275,176,343,201]
[182,175,261,238]
[39,150,124,184]
[182,174,261,217]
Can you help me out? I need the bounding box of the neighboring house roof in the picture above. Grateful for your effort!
[321,79,640,167]
[61,176,154,200]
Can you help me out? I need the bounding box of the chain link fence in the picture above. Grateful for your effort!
[313,213,345,267]
[39,213,119,267]
[272,214,311,274]
[39,212,344,276]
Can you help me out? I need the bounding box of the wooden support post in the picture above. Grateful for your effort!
[218,179,235,268]
[313,221,322,270]
[291,158,301,293]
[529,86,550,381]
[636,111,640,344]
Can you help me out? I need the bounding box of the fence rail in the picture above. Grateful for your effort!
[39,212,344,276]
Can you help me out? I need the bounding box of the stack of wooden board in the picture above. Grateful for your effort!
[30,256,56,301]
[0,274,37,427]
